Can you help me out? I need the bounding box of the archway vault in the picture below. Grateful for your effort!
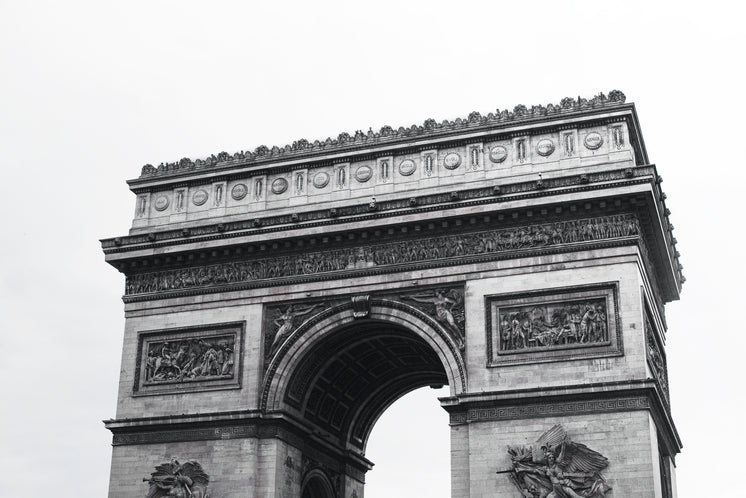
[301,469,336,498]
[261,299,467,451]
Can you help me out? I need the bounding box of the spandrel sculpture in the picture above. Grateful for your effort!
[503,425,611,498]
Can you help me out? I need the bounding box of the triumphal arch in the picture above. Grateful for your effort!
[102,91,683,497]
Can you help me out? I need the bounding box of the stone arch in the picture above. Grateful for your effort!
[301,469,336,498]
[261,298,467,451]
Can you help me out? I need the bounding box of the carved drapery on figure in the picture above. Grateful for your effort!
[401,288,465,350]
[143,459,211,498]
[125,214,640,297]
[135,323,243,395]
[502,425,612,498]
[266,303,326,356]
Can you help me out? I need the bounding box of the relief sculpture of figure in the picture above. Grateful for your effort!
[592,305,607,342]
[125,215,639,298]
[144,458,211,498]
[499,300,607,352]
[145,337,235,384]
[579,305,597,343]
[402,290,465,350]
[502,425,611,498]
[271,304,323,351]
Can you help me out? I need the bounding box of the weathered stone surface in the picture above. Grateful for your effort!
[102,94,682,497]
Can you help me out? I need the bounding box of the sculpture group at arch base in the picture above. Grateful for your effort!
[102,91,682,497]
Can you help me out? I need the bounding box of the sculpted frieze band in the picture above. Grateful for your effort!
[125,214,641,296]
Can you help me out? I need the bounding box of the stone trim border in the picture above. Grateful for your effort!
[106,412,372,482]
[440,379,681,458]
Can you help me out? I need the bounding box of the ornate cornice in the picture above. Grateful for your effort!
[134,91,628,181]
[106,413,373,477]
[450,395,650,424]
[441,379,681,456]
[105,172,681,303]
[107,165,682,302]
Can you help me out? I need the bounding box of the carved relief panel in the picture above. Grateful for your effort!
[486,283,622,366]
[133,321,244,396]
[503,424,612,497]
[644,304,669,403]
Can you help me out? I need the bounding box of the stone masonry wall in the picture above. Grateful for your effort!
[465,261,646,392]
[115,304,263,419]
[108,438,259,498]
[463,410,661,497]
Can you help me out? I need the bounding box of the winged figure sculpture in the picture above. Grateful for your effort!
[143,458,211,498]
[505,425,611,498]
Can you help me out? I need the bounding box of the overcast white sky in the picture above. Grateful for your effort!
[1,1,744,497]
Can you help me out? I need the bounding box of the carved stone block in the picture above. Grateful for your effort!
[134,321,244,396]
[503,424,612,497]
[644,304,669,403]
[486,283,622,366]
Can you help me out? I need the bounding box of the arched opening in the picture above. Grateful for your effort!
[364,385,451,497]
[284,320,448,451]
[262,299,466,496]
[301,469,335,498]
